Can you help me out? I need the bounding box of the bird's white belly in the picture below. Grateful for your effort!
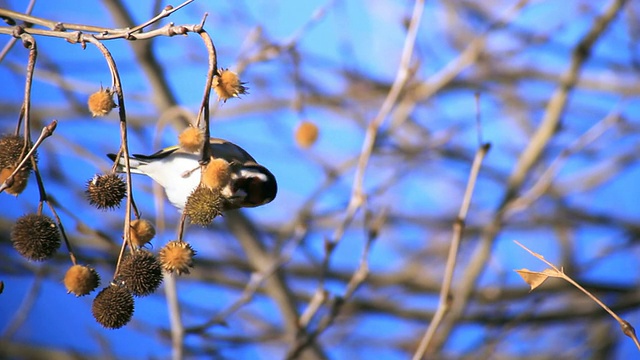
[140,154,202,210]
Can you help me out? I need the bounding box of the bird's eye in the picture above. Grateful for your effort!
[247,178,265,204]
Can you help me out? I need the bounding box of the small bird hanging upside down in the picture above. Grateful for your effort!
[108,138,277,212]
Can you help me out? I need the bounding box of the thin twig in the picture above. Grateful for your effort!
[125,0,194,36]
[45,199,77,265]
[295,1,424,343]
[28,146,79,266]
[18,31,36,153]
[185,227,305,333]
[298,238,334,328]
[163,272,184,360]
[389,0,531,131]
[514,241,640,351]
[223,211,327,360]
[1,266,45,339]
[0,0,35,63]
[177,213,187,242]
[0,121,56,194]
[433,0,629,351]
[194,23,216,166]
[330,0,424,245]
[412,143,490,360]
[0,0,193,39]
[84,36,137,278]
[288,2,423,351]
[285,208,384,359]
[505,106,622,216]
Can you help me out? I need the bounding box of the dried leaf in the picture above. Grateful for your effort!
[515,268,555,291]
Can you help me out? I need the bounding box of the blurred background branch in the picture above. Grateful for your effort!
[1,0,640,359]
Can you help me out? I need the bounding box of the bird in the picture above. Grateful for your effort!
[107,138,277,211]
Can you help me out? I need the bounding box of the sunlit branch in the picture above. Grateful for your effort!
[194,23,216,165]
[413,143,490,360]
[331,0,425,245]
[435,0,631,351]
[286,208,384,359]
[185,226,305,333]
[84,36,138,278]
[0,0,193,40]
[515,240,640,351]
[506,106,622,216]
[0,0,35,66]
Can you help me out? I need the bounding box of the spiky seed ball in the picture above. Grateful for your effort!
[184,186,222,226]
[0,134,35,170]
[295,121,319,149]
[0,135,35,195]
[118,250,163,297]
[88,88,116,117]
[64,264,100,296]
[86,173,126,210]
[202,157,231,190]
[92,284,134,329]
[130,219,156,247]
[159,240,196,275]
[178,127,204,153]
[11,214,61,261]
[213,68,247,102]
[0,166,29,195]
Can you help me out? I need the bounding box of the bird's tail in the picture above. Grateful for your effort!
[106,153,147,174]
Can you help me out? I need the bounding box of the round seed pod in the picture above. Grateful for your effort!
[0,134,35,195]
[201,157,231,190]
[0,134,35,170]
[159,240,196,275]
[118,250,163,297]
[64,264,100,297]
[178,127,204,153]
[92,284,134,329]
[295,120,319,149]
[184,186,222,226]
[130,219,156,247]
[11,213,61,261]
[86,173,126,210]
[213,68,247,102]
[88,88,116,117]
[0,166,29,195]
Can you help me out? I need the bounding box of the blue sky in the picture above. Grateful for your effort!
[2,0,640,359]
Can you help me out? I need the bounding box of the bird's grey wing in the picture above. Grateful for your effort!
[131,145,181,160]
[209,138,257,164]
